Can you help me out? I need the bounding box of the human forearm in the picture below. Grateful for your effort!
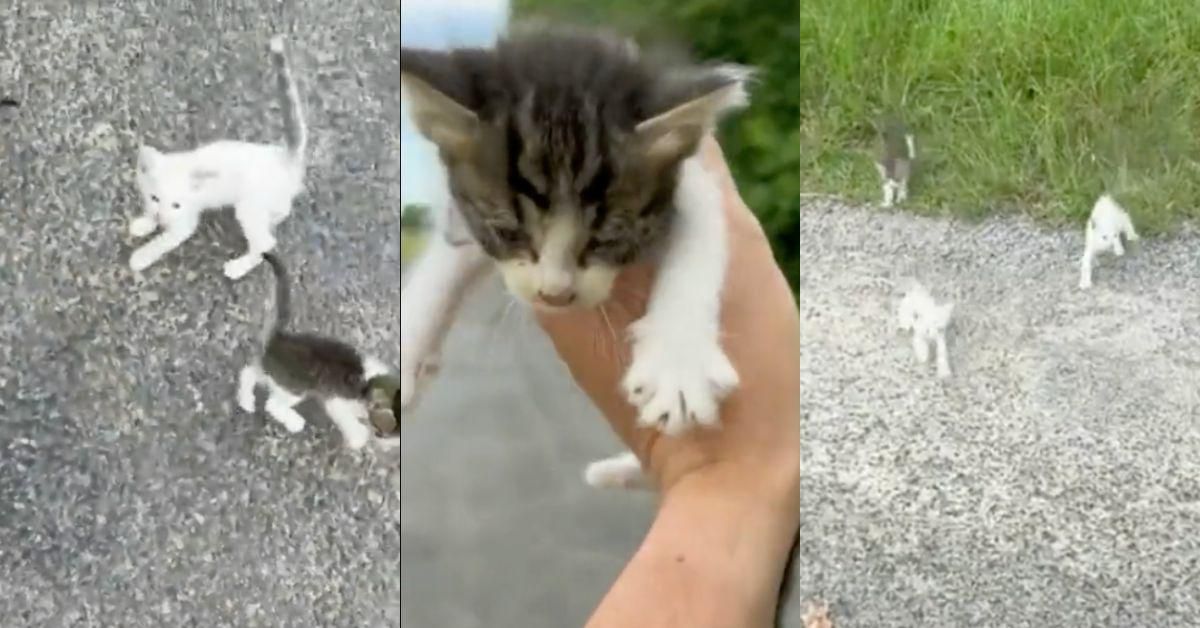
[587,463,800,628]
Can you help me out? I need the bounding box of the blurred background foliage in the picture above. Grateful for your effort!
[512,0,800,292]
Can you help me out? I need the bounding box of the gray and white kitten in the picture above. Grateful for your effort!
[875,118,915,208]
[399,25,750,481]
[237,253,400,449]
[398,25,748,437]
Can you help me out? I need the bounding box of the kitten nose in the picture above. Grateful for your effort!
[537,289,576,307]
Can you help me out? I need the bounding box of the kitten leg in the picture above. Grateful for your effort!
[237,364,261,412]
[129,216,199,272]
[934,332,952,379]
[1079,248,1094,289]
[224,204,278,280]
[400,232,489,412]
[912,331,930,363]
[584,451,650,491]
[1124,216,1140,242]
[880,182,894,208]
[263,382,306,433]
[621,156,739,436]
[322,398,372,450]
[897,179,909,203]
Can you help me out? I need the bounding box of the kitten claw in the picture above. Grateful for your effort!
[621,320,738,436]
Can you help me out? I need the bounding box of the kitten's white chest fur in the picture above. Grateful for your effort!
[1079,194,1138,289]
[896,283,954,379]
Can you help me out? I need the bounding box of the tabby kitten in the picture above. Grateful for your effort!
[399,25,750,440]
[875,117,916,208]
[237,253,400,449]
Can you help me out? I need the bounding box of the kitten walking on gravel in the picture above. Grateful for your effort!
[875,118,916,208]
[896,283,954,380]
[1079,194,1138,290]
[237,253,401,450]
[129,35,307,280]
[399,25,750,487]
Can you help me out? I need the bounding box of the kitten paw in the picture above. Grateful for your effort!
[129,248,157,272]
[1079,277,1093,290]
[223,256,261,280]
[282,415,305,433]
[237,392,256,413]
[621,321,739,436]
[342,423,372,450]
[129,216,157,238]
[584,452,647,490]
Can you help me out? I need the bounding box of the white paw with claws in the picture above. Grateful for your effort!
[621,319,739,436]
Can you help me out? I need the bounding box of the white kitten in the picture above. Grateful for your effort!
[129,35,307,280]
[896,283,954,379]
[1079,193,1138,290]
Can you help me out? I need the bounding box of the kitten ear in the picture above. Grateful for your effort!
[400,49,483,159]
[635,64,754,166]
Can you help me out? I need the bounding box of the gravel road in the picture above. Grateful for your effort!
[797,199,1200,627]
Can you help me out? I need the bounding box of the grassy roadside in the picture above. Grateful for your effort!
[800,0,1200,234]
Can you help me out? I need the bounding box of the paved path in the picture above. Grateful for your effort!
[1,3,408,626]
[797,200,1200,627]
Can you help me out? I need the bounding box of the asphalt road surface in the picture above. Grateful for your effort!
[798,199,1200,627]
[1,3,410,626]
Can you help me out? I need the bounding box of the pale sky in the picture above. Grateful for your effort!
[401,0,510,208]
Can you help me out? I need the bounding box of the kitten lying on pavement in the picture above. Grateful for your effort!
[896,282,954,380]
[1079,193,1139,290]
[399,25,751,489]
[129,35,307,281]
[237,252,401,450]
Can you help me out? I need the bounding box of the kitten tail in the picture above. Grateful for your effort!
[260,252,293,344]
[269,35,307,164]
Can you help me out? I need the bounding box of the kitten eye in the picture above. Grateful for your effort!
[172,202,181,209]
[493,227,525,244]
[150,195,159,203]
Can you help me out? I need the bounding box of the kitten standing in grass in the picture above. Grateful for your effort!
[875,118,915,208]
[237,253,401,449]
[1079,193,1138,289]
[399,26,750,481]
[129,35,307,280]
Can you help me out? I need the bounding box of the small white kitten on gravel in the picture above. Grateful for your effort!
[896,282,955,379]
[1079,194,1138,290]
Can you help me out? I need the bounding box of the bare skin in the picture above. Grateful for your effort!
[534,136,800,628]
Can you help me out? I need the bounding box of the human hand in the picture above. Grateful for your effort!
[534,135,799,497]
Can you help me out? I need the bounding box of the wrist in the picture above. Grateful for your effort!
[587,460,799,628]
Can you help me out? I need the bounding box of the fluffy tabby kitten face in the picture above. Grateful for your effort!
[400,26,749,310]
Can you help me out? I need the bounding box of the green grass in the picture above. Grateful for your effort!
[800,0,1200,233]
[401,229,429,265]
